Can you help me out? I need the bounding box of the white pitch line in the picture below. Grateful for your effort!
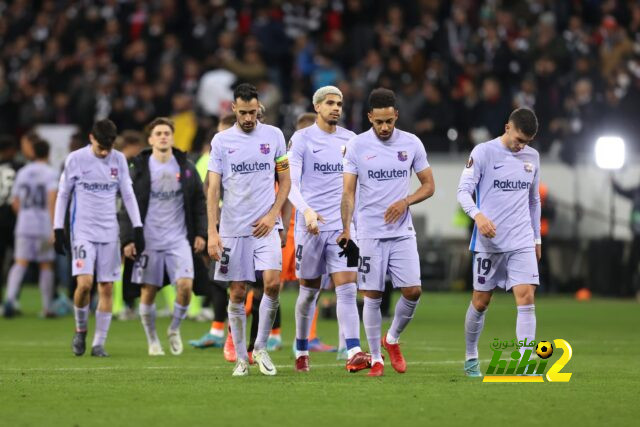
[0,359,491,373]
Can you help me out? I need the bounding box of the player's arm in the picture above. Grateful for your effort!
[338,172,357,243]
[10,171,21,214]
[118,156,144,257]
[53,161,75,254]
[11,195,19,214]
[206,170,223,260]
[189,161,207,253]
[384,167,435,224]
[287,138,323,234]
[529,160,542,261]
[457,148,496,238]
[280,199,293,247]
[254,154,291,238]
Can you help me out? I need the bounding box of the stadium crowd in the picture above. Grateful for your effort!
[1,0,640,158]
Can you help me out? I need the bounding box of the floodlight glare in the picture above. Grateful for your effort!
[595,136,625,170]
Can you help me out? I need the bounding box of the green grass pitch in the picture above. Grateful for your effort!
[1,288,638,426]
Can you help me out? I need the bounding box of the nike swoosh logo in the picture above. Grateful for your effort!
[366,155,377,160]
[312,149,323,153]
[228,150,236,154]
[493,165,504,170]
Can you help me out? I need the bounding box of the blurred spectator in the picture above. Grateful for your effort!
[0,0,638,157]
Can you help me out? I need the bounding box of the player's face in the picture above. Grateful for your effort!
[504,122,535,153]
[148,124,174,153]
[315,94,343,125]
[232,98,260,133]
[368,107,398,141]
[20,137,35,160]
[89,135,111,158]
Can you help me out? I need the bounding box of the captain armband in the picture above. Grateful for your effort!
[275,154,289,172]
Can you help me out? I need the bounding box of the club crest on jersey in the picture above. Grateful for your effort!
[478,276,486,284]
[110,168,118,179]
[220,265,228,274]
[260,144,270,155]
[397,151,408,162]
[76,259,84,269]
[524,162,534,173]
[466,157,474,168]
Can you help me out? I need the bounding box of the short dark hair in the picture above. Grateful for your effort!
[368,88,397,111]
[233,83,258,102]
[114,130,145,151]
[33,139,50,159]
[22,130,40,144]
[509,108,538,137]
[91,119,118,148]
[146,117,175,136]
[220,113,236,127]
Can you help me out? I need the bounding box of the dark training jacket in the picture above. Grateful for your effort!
[118,148,209,295]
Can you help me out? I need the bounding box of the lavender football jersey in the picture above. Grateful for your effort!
[208,122,286,237]
[457,137,541,253]
[145,156,187,250]
[289,123,356,232]
[54,145,142,243]
[12,162,58,237]
[343,128,429,239]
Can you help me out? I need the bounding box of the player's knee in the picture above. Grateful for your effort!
[229,283,246,303]
[402,286,422,301]
[98,283,113,297]
[263,283,280,298]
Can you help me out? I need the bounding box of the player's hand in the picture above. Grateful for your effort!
[336,230,351,245]
[252,212,276,238]
[279,229,288,247]
[208,233,223,261]
[535,244,541,262]
[384,198,408,224]
[193,236,206,254]
[53,229,65,255]
[53,229,66,255]
[133,227,145,255]
[474,213,497,238]
[337,238,360,267]
[303,208,325,235]
[123,242,136,260]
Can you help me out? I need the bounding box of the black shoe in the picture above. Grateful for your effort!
[91,345,109,357]
[72,331,87,356]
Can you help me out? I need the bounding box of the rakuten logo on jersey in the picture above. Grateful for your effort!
[80,182,118,192]
[150,189,183,200]
[231,162,271,174]
[313,162,343,174]
[367,169,408,181]
[493,180,531,191]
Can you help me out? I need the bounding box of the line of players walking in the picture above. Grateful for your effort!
[5,82,542,378]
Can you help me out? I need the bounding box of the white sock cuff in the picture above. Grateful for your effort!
[335,282,357,298]
[399,295,419,307]
[517,304,535,313]
[262,294,279,309]
[139,303,155,314]
[468,302,486,317]
[228,302,245,315]
[363,296,382,308]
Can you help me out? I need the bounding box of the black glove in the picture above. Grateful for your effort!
[134,227,145,255]
[54,229,67,255]
[338,238,360,268]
